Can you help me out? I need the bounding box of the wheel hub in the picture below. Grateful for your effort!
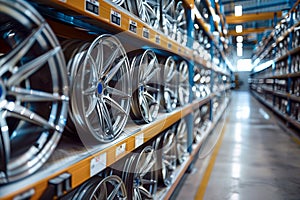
[97,82,103,95]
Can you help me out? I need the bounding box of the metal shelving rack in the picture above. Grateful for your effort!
[0,0,232,199]
[250,0,300,131]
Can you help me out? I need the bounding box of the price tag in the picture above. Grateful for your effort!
[116,143,126,157]
[135,133,144,148]
[129,20,137,33]
[59,0,66,2]
[85,0,99,15]
[178,47,181,53]
[155,35,160,44]
[111,10,121,26]
[168,42,172,49]
[143,27,149,39]
[90,153,106,177]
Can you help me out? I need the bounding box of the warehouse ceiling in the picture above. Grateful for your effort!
[222,0,295,60]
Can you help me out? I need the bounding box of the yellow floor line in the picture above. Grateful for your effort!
[194,119,228,200]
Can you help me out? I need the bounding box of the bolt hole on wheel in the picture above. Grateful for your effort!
[0,0,69,183]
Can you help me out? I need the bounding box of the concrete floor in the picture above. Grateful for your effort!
[175,91,300,200]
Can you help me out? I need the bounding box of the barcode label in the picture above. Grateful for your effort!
[143,27,149,39]
[129,20,137,33]
[85,0,99,15]
[155,35,160,44]
[111,10,121,26]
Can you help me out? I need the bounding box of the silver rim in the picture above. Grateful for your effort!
[0,0,68,183]
[193,109,202,143]
[178,60,190,106]
[159,129,176,186]
[136,0,160,29]
[89,176,127,200]
[175,1,187,45]
[131,50,160,123]
[66,35,131,143]
[162,56,178,112]
[176,119,188,164]
[161,0,176,39]
[123,146,157,200]
[72,175,127,200]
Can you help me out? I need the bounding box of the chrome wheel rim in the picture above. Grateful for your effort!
[131,146,157,200]
[162,56,178,112]
[131,50,160,123]
[0,0,68,183]
[193,108,202,143]
[176,119,188,164]
[136,0,160,29]
[72,175,127,200]
[178,60,190,106]
[69,35,131,143]
[159,129,176,186]
[175,1,187,45]
[161,0,176,39]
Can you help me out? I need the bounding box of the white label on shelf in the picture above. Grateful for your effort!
[143,27,149,39]
[129,20,137,33]
[85,0,99,15]
[59,0,66,2]
[135,133,144,148]
[116,143,126,157]
[111,10,121,26]
[178,47,181,53]
[168,42,172,49]
[90,152,106,177]
[155,35,160,44]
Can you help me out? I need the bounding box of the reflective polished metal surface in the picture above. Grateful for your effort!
[176,91,300,200]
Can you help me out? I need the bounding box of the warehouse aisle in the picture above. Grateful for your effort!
[176,91,300,200]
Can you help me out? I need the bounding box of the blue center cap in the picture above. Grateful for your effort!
[140,85,144,92]
[97,83,103,94]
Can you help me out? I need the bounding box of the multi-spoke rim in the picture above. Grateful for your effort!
[130,50,160,124]
[72,175,127,200]
[161,56,178,112]
[178,60,190,106]
[175,1,187,45]
[136,0,160,29]
[0,0,68,183]
[161,0,176,39]
[176,119,188,164]
[157,129,177,186]
[193,108,202,143]
[123,146,157,200]
[65,35,131,143]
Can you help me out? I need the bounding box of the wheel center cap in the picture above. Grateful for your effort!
[97,82,103,94]
[140,85,144,92]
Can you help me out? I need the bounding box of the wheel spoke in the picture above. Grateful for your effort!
[102,46,120,76]
[104,57,126,84]
[100,101,113,129]
[0,112,10,168]
[83,85,97,95]
[2,101,57,131]
[106,86,131,98]
[139,93,150,121]
[143,58,157,80]
[143,67,160,84]
[6,47,60,87]
[138,186,153,199]
[144,91,158,106]
[141,178,157,185]
[104,96,127,115]
[85,96,98,117]
[107,182,122,200]
[0,24,45,73]
[95,101,105,129]
[8,86,68,102]
[145,85,159,92]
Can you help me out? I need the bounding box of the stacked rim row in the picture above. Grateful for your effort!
[0,0,191,184]
[62,118,190,200]
[109,0,188,46]
[61,104,213,200]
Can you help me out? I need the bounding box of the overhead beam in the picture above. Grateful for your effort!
[228,27,273,36]
[226,11,282,24]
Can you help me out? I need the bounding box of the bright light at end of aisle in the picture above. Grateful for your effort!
[235,5,243,16]
[237,59,253,71]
